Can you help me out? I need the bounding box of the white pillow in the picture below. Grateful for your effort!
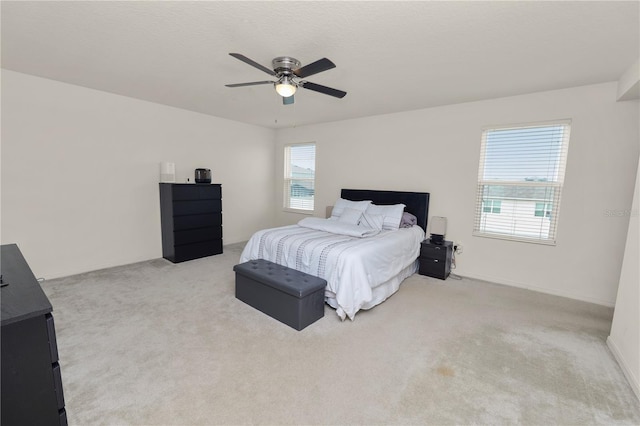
[330,198,371,220]
[358,212,384,231]
[338,207,363,225]
[366,203,406,230]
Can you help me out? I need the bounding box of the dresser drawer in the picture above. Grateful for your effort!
[172,184,221,201]
[172,199,222,216]
[174,227,223,246]
[420,244,448,259]
[196,185,221,200]
[52,362,65,409]
[174,240,223,262]
[45,314,59,363]
[173,213,222,231]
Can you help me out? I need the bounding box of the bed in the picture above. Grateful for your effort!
[239,189,430,320]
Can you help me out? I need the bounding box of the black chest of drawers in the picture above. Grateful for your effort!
[1,244,67,426]
[418,239,453,280]
[159,183,223,263]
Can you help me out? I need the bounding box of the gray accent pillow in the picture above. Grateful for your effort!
[400,212,418,228]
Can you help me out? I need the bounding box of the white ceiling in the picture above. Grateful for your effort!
[2,1,638,129]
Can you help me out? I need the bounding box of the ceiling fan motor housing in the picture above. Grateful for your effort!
[272,57,301,76]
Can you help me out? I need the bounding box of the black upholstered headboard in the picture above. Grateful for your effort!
[341,189,430,232]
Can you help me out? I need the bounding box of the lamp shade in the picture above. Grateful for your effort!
[275,77,297,97]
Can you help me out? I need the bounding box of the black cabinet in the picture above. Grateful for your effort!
[160,183,223,263]
[1,244,67,426]
[418,239,453,280]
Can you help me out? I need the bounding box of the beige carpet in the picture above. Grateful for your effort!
[42,243,640,425]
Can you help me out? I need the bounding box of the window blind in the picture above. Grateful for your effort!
[473,121,571,244]
[284,143,315,211]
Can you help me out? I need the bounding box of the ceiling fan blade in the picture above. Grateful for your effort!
[229,53,276,76]
[293,58,336,78]
[300,81,347,98]
[283,95,294,105]
[225,81,274,88]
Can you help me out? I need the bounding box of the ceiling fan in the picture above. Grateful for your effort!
[225,53,347,105]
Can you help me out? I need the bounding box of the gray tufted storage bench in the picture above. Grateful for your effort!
[234,259,327,330]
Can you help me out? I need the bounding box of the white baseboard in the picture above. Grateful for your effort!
[458,272,615,307]
[607,336,640,402]
[43,254,160,281]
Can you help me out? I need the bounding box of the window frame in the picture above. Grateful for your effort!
[473,120,571,245]
[283,142,316,214]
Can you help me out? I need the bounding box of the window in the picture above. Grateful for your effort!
[474,121,571,244]
[534,202,552,218]
[284,143,315,212]
[483,199,502,214]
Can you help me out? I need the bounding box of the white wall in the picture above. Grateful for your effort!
[617,59,640,101]
[275,82,639,306]
[1,70,276,279]
[608,154,640,400]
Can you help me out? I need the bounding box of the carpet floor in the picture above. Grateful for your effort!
[42,243,640,425]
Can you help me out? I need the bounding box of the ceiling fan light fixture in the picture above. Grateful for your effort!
[275,76,297,97]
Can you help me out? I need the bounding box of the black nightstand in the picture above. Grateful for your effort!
[419,239,453,280]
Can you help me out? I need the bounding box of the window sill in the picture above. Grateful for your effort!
[473,231,557,246]
[283,208,315,215]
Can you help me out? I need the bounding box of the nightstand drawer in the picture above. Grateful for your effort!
[420,244,448,259]
[420,256,444,266]
[419,258,449,280]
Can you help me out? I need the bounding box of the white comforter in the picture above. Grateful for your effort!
[239,222,425,320]
[298,217,381,237]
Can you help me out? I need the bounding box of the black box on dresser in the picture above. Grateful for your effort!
[159,183,223,263]
[1,244,67,426]
[418,239,453,280]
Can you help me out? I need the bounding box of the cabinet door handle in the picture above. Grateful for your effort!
[433,259,439,263]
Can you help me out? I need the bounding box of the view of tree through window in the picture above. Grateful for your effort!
[284,143,315,211]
